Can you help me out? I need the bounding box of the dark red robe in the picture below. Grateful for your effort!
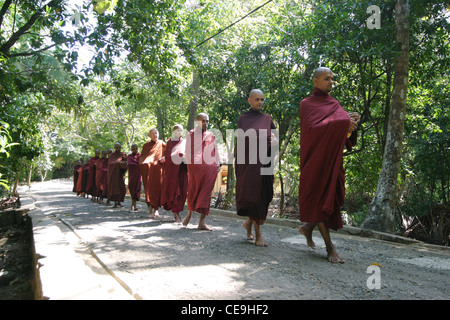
[185,128,220,215]
[127,152,142,201]
[139,140,166,209]
[80,163,89,194]
[76,166,84,195]
[95,157,108,197]
[298,87,357,230]
[72,164,81,193]
[107,151,127,202]
[86,156,99,196]
[235,109,276,225]
[161,138,188,213]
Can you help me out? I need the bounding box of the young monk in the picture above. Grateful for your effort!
[127,144,142,212]
[96,150,108,204]
[86,149,100,202]
[73,160,82,193]
[139,128,166,218]
[183,113,220,231]
[161,124,188,223]
[235,89,277,247]
[107,143,127,208]
[298,67,360,263]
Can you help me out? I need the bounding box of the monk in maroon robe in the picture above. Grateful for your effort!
[298,67,359,263]
[107,143,127,208]
[183,113,220,231]
[86,150,100,200]
[139,129,166,218]
[73,160,82,193]
[80,160,89,197]
[75,160,86,196]
[161,124,188,223]
[235,89,277,247]
[127,144,142,212]
[95,150,108,204]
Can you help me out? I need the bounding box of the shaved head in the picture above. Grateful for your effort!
[249,89,264,98]
[313,67,332,80]
[196,112,209,130]
[313,67,334,93]
[248,89,265,111]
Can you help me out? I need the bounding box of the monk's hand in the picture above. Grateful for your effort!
[159,157,165,163]
[349,118,358,133]
[348,112,361,124]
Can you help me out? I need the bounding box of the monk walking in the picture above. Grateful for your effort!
[183,113,220,231]
[95,150,108,204]
[161,124,188,223]
[139,128,166,218]
[72,160,82,193]
[298,67,360,263]
[86,149,100,201]
[235,89,277,247]
[80,159,89,197]
[107,143,127,208]
[127,144,142,212]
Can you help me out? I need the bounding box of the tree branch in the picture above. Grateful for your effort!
[0,0,13,32]
[0,0,59,57]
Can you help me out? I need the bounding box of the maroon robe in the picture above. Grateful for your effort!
[161,138,188,213]
[81,163,89,194]
[127,152,142,201]
[235,109,276,225]
[73,164,81,193]
[76,166,84,195]
[298,87,357,230]
[86,156,99,196]
[107,151,127,202]
[185,128,220,215]
[139,140,166,209]
[95,157,108,197]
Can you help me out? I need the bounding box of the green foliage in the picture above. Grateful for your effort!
[0,0,448,233]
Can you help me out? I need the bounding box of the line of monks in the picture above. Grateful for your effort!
[70,68,360,263]
[72,113,221,231]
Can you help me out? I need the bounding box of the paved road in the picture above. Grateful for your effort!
[23,179,449,301]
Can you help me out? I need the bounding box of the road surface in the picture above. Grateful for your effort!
[22,179,449,301]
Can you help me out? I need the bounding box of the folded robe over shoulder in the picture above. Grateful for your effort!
[161,138,188,213]
[107,151,127,202]
[139,140,166,209]
[185,128,220,215]
[235,109,276,225]
[298,87,357,230]
[127,152,142,201]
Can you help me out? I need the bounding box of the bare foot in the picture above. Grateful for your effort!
[173,213,182,223]
[243,220,254,240]
[198,223,213,231]
[254,223,267,247]
[327,246,345,263]
[255,237,268,247]
[182,211,192,227]
[299,225,316,250]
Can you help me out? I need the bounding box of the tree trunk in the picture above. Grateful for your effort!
[187,69,200,131]
[362,0,410,233]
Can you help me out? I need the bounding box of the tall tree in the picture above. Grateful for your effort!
[362,0,410,232]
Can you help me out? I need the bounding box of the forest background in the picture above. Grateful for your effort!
[0,0,448,244]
